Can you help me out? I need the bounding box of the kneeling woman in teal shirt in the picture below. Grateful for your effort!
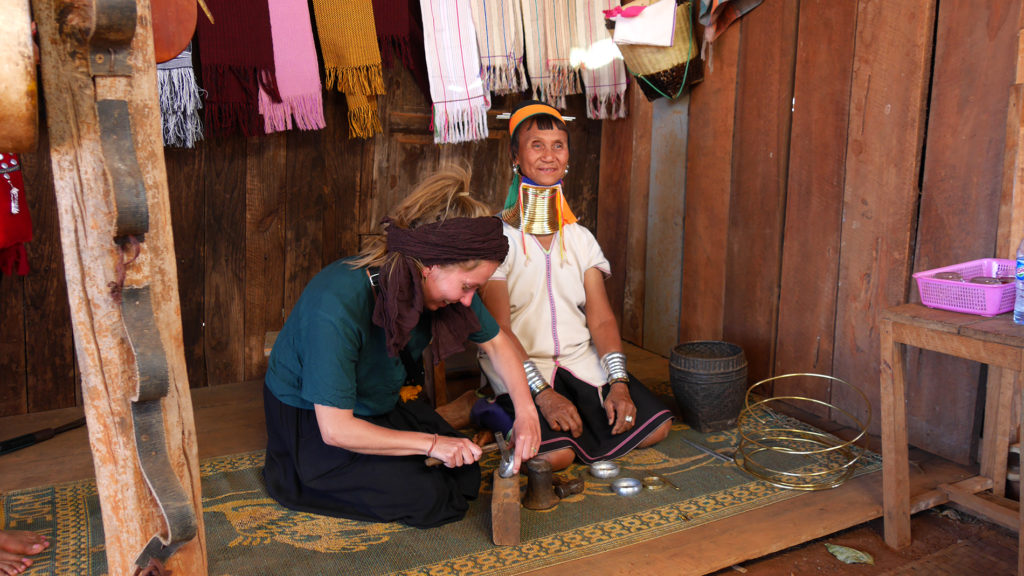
[263,166,542,528]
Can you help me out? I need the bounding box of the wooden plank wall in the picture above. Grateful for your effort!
[0,66,602,418]
[600,0,1020,464]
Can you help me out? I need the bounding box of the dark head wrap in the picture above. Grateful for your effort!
[372,216,509,362]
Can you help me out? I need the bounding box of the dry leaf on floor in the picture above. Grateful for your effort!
[824,543,874,565]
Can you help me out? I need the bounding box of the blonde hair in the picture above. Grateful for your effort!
[349,164,494,270]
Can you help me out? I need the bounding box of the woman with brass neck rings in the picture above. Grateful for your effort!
[262,165,541,528]
[478,101,673,471]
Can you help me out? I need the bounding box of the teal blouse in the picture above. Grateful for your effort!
[265,258,499,416]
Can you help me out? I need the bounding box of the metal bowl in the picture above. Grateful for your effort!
[643,476,666,490]
[589,460,620,479]
[611,477,643,496]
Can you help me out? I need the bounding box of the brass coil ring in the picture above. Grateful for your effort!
[737,373,871,491]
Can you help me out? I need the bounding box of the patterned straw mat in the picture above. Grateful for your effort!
[4,414,880,576]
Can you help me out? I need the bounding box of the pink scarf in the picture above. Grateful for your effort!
[259,0,326,132]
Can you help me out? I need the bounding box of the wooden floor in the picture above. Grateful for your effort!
[0,343,1016,575]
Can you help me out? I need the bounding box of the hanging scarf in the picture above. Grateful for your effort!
[468,0,527,95]
[573,0,627,119]
[157,45,205,148]
[195,0,280,137]
[259,0,325,133]
[372,0,431,101]
[520,0,579,108]
[311,0,385,138]
[373,217,509,362]
[0,153,31,276]
[420,0,491,143]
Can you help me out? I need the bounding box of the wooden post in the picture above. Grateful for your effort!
[997,6,1024,260]
[32,0,207,574]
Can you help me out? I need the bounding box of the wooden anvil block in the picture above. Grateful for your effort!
[491,469,521,545]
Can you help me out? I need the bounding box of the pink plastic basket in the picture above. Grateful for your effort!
[913,258,1016,317]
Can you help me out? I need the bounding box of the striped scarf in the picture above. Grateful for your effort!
[520,0,580,108]
[573,0,627,119]
[196,0,280,137]
[310,0,385,138]
[260,0,326,133]
[421,0,491,143]
[469,0,527,95]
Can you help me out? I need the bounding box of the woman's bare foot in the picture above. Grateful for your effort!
[0,529,49,575]
[435,390,478,430]
[0,551,32,575]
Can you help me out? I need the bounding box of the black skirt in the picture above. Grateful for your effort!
[262,385,481,528]
[496,369,674,464]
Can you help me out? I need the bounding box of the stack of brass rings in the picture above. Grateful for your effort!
[737,373,871,491]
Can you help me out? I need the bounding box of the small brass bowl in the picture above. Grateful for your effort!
[589,460,620,479]
[643,476,666,490]
[611,477,643,496]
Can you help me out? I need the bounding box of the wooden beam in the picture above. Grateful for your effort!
[679,21,741,343]
[997,3,1024,260]
[32,0,206,573]
[644,95,688,356]
[623,87,653,346]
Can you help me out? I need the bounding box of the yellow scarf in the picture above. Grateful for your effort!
[310,0,385,138]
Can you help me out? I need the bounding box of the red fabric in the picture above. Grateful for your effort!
[372,0,431,99]
[196,0,280,137]
[0,153,31,276]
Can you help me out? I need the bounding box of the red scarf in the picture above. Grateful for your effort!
[0,153,31,275]
[372,0,431,99]
[196,0,280,137]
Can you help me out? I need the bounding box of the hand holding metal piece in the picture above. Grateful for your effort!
[425,440,497,468]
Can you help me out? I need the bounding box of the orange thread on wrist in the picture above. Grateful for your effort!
[427,433,438,457]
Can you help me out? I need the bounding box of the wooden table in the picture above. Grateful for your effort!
[880,303,1022,572]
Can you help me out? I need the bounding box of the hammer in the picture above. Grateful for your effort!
[424,441,499,467]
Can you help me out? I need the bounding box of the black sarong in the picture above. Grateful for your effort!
[495,369,674,463]
[262,385,480,528]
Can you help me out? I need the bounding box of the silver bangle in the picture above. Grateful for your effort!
[523,360,550,397]
[601,352,628,382]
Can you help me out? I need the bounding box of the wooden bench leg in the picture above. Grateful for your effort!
[880,317,911,549]
[980,367,1016,497]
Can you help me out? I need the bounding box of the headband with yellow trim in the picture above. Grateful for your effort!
[508,103,565,137]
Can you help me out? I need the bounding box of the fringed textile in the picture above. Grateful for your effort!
[546,0,582,104]
[311,0,385,138]
[420,0,491,144]
[468,0,527,95]
[196,0,280,137]
[157,46,205,148]
[0,153,31,276]
[520,0,579,108]
[260,0,325,133]
[574,0,627,119]
[372,0,432,101]
[373,0,415,67]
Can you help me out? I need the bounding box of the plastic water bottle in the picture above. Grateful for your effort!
[1015,238,1024,324]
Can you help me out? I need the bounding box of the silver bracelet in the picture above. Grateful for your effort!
[523,360,550,397]
[601,352,628,382]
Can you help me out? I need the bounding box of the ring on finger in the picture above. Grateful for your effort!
[624,415,634,423]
